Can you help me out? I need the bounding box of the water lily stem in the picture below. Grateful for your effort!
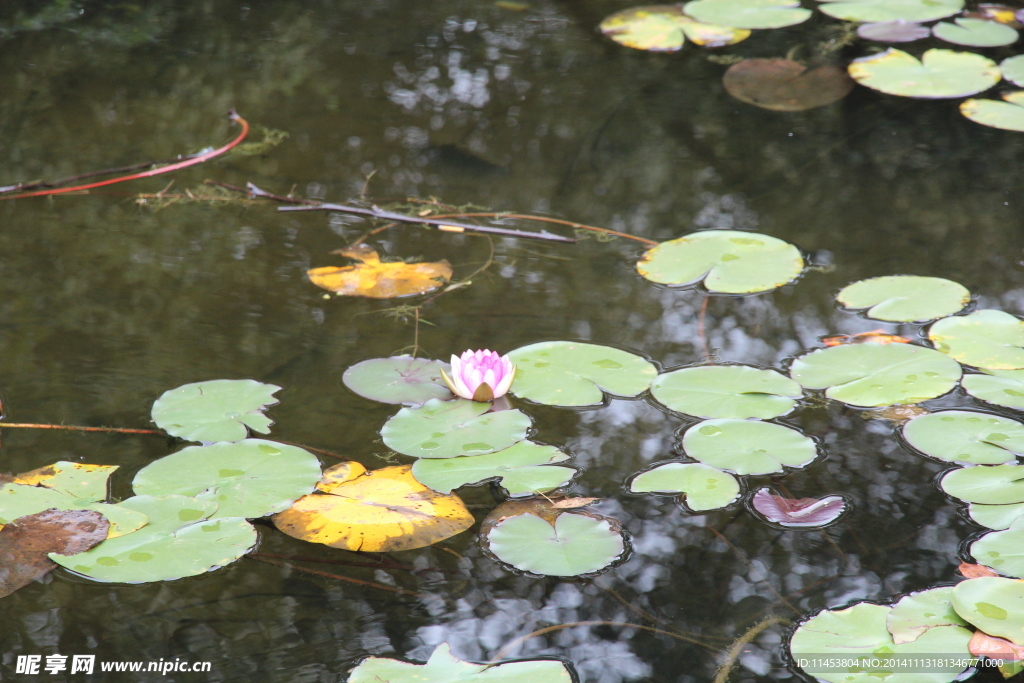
[699,295,711,361]
[246,555,425,598]
[0,111,250,201]
[487,621,717,665]
[712,616,788,683]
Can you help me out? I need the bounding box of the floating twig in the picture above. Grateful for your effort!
[427,211,657,246]
[0,423,164,436]
[279,203,577,244]
[0,111,250,201]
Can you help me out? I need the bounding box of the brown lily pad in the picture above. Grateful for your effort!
[723,59,854,111]
[0,508,109,598]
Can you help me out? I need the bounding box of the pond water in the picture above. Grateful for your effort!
[1,1,1023,681]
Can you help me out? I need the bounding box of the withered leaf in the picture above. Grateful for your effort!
[0,509,109,599]
[307,244,452,298]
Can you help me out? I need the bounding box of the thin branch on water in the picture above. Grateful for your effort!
[590,577,730,644]
[0,111,250,201]
[0,422,347,465]
[428,211,657,246]
[249,551,415,572]
[713,616,789,683]
[279,203,577,244]
[271,439,347,461]
[246,555,424,598]
[0,423,164,436]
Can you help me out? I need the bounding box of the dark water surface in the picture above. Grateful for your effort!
[1,1,1023,681]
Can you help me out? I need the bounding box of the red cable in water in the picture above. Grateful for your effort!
[0,110,250,201]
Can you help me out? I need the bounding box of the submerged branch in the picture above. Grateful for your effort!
[246,555,424,598]
[487,620,718,664]
[0,111,250,201]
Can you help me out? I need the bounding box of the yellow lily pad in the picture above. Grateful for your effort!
[272,463,474,552]
[14,461,118,501]
[961,91,1024,132]
[307,244,452,298]
[599,5,750,51]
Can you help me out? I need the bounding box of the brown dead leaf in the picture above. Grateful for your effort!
[723,59,854,112]
[481,497,604,535]
[970,630,1024,660]
[0,508,109,599]
[307,244,452,298]
[960,562,1001,578]
[861,404,931,424]
[823,330,912,347]
[551,497,600,509]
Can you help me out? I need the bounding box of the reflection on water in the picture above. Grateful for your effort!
[0,1,1022,681]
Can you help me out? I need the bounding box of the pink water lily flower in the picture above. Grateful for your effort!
[441,349,517,402]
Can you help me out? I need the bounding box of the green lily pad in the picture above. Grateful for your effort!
[0,483,149,538]
[790,602,973,683]
[50,495,257,583]
[507,341,657,407]
[347,643,574,683]
[789,342,962,407]
[151,379,281,443]
[969,501,1024,529]
[342,356,453,405]
[940,463,1024,504]
[1004,55,1024,87]
[886,587,968,645]
[960,91,1024,132]
[951,576,1024,644]
[971,518,1024,577]
[933,17,1018,47]
[930,309,1024,370]
[683,0,811,29]
[650,365,803,419]
[682,419,818,475]
[381,398,531,458]
[816,0,963,23]
[902,410,1024,465]
[411,441,575,496]
[849,49,1001,99]
[599,5,750,51]
[132,439,323,519]
[836,276,970,322]
[637,230,804,294]
[628,461,740,511]
[484,511,626,577]
[963,368,1024,410]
